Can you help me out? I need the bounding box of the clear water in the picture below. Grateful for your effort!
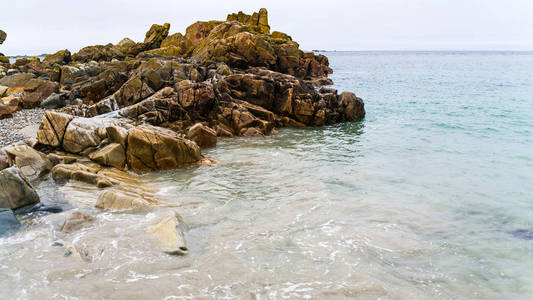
[1,51,532,299]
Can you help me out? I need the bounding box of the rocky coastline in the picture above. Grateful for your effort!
[0,9,364,255]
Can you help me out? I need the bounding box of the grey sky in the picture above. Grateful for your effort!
[2,0,533,55]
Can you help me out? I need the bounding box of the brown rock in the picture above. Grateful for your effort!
[187,123,217,148]
[126,125,201,173]
[43,49,71,65]
[0,97,19,118]
[88,143,126,169]
[144,23,170,49]
[95,188,158,210]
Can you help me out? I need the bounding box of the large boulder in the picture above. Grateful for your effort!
[126,125,201,173]
[0,167,40,210]
[4,145,52,180]
[43,49,71,65]
[149,211,188,255]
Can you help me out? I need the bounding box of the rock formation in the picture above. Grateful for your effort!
[0,9,366,243]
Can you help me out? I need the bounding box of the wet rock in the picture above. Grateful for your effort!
[0,166,40,210]
[51,162,115,188]
[60,210,95,233]
[0,208,20,236]
[149,211,187,255]
[13,202,63,215]
[187,123,217,148]
[95,188,158,210]
[4,144,52,180]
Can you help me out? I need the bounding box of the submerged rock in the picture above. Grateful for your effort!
[95,188,159,210]
[149,211,188,255]
[0,166,40,210]
[60,210,95,233]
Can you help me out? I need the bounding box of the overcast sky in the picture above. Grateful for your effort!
[1,0,533,55]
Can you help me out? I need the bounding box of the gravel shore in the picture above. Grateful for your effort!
[0,108,45,147]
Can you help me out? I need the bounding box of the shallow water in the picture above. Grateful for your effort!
[1,51,533,299]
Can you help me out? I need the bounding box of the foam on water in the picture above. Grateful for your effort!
[1,51,532,299]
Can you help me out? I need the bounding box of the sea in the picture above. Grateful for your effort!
[0,51,532,299]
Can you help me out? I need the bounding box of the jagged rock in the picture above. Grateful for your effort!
[144,23,170,50]
[59,62,100,88]
[0,166,40,210]
[88,143,126,169]
[126,125,201,173]
[4,144,52,180]
[44,49,72,65]
[187,123,217,148]
[149,211,187,255]
[227,8,270,34]
[60,211,95,233]
[37,111,74,147]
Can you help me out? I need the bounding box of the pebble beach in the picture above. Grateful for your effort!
[0,107,44,147]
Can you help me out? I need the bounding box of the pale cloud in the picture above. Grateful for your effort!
[1,0,533,55]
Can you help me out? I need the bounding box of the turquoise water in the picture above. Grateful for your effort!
[324,51,533,297]
[1,51,532,299]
